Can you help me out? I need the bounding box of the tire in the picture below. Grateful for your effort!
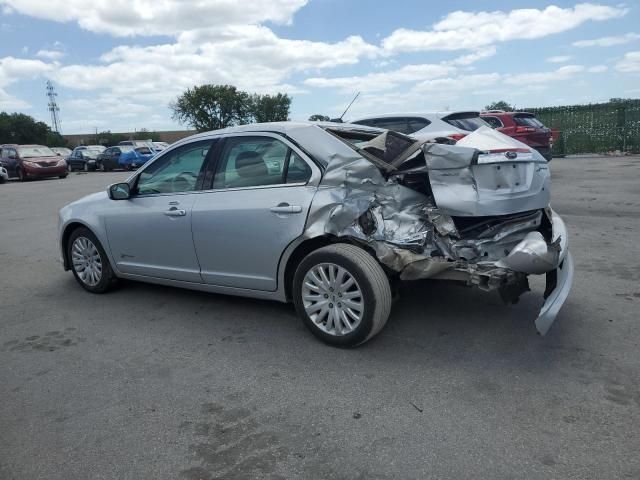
[68,163,73,172]
[59,174,68,179]
[293,243,392,347]
[83,163,89,172]
[17,168,26,182]
[99,162,107,172]
[67,227,117,293]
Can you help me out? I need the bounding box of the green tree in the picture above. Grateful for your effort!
[0,112,52,144]
[308,114,330,121]
[484,100,515,112]
[132,128,161,142]
[96,130,128,146]
[250,93,291,123]
[170,84,252,132]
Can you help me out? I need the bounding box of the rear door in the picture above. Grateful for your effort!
[191,133,319,291]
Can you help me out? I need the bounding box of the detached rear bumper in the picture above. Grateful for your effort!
[536,252,574,334]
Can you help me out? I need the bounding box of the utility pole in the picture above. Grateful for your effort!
[46,80,61,134]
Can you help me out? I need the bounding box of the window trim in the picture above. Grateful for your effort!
[131,138,217,198]
[203,132,320,191]
[482,116,504,128]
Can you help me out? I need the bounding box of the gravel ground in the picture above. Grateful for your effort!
[1,156,639,479]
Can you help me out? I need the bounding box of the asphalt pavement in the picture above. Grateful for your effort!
[1,157,639,479]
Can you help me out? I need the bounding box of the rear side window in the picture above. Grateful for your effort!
[442,112,488,131]
[482,116,503,128]
[514,115,545,128]
[406,117,430,133]
[213,136,311,189]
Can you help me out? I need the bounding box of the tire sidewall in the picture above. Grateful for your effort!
[67,227,114,293]
[293,247,379,347]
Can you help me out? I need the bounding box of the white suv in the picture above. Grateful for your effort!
[351,111,491,142]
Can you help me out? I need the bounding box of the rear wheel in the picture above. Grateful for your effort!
[293,244,392,347]
[83,163,89,172]
[67,227,117,293]
[59,174,68,179]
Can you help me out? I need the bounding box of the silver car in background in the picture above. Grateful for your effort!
[59,122,573,346]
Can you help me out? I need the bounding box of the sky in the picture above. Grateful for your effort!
[0,0,638,134]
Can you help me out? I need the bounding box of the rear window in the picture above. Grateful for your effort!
[442,112,489,131]
[514,114,545,129]
[482,116,503,128]
[354,117,431,135]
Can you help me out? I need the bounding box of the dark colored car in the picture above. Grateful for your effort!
[481,111,553,160]
[67,146,106,172]
[0,144,68,181]
[96,145,135,171]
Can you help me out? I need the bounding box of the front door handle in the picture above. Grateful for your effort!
[164,207,186,217]
[270,203,302,214]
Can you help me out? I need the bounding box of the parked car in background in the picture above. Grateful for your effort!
[95,145,135,171]
[51,147,72,157]
[481,111,553,160]
[59,122,572,347]
[0,165,8,183]
[152,141,170,151]
[0,144,67,181]
[118,140,155,148]
[117,145,156,170]
[351,111,491,142]
[67,145,106,172]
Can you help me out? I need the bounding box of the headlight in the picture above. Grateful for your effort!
[56,159,66,167]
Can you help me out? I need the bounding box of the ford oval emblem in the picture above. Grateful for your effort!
[505,151,518,159]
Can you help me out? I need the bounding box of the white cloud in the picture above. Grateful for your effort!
[573,32,640,47]
[547,55,572,63]
[382,3,627,54]
[615,51,640,73]
[305,63,456,93]
[0,57,53,87]
[447,46,497,66]
[503,65,585,85]
[36,49,65,60]
[0,87,30,110]
[587,65,608,73]
[0,0,309,36]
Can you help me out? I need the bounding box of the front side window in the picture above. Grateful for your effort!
[136,140,213,195]
[212,136,310,189]
[514,115,545,128]
[406,117,431,133]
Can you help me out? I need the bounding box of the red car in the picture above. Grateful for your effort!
[0,144,68,181]
[480,111,553,161]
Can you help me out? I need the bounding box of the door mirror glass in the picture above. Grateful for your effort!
[109,182,131,200]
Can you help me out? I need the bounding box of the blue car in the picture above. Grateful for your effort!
[118,145,157,170]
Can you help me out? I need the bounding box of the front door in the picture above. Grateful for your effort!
[104,139,215,282]
[192,134,317,291]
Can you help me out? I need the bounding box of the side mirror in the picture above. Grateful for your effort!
[108,182,131,200]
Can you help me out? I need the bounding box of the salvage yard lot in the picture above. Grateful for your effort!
[1,156,639,479]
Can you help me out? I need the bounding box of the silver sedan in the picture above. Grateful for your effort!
[59,122,573,346]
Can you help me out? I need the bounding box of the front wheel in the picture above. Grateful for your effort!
[17,168,26,182]
[67,227,117,293]
[293,244,392,347]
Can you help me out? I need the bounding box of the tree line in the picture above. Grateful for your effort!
[0,112,67,146]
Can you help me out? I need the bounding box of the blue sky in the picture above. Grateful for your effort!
[0,0,638,133]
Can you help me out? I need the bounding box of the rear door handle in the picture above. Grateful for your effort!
[270,203,302,214]
[164,207,186,217]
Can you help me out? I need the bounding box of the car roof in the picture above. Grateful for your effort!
[481,111,536,116]
[351,111,480,122]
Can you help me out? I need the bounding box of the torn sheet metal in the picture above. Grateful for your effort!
[297,123,572,333]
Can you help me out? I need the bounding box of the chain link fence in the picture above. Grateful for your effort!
[526,99,640,156]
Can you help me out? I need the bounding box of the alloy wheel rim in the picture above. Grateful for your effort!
[71,237,102,286]
[302,262,364,336]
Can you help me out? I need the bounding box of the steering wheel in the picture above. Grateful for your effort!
[171,171,198,192]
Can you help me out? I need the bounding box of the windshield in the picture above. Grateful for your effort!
[17,146,56,158]
[443,113,490,132]
[51,147,71,155]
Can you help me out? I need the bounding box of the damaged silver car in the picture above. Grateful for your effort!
[58,122,573,346]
